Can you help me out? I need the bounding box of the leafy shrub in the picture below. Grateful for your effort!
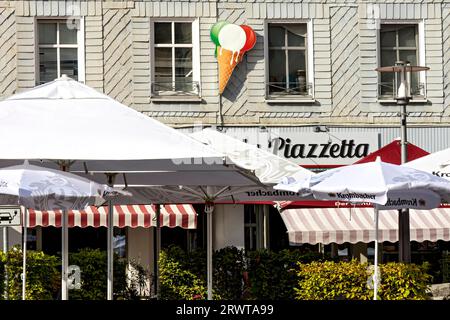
[378,262,432,300]
[159,248,207,300]
[68,248,127,300]
[214,246,246,300]
[295,260,432,300]
[0,252,5,299]
[295,260,370,300]
[247,249,329,300]
[2,247,60,300]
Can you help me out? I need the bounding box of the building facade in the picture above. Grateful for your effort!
[2,0,450,266]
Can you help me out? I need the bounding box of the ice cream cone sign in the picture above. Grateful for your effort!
[210,21,257,94]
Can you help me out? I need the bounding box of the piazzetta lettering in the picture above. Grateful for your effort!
[176,304,210,318]
[274,138,370,160]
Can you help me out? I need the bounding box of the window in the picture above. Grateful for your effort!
[266,23,312,99]
[379,24,424,99]
[244,205,269,251]
[152,21,200,97]
[37,19,84,84]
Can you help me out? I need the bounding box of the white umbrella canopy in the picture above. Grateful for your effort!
[274,159,450,300]
[0,76,259,300]
[403,147,450,180]
[0,162,125,210]
[275,159,450,207]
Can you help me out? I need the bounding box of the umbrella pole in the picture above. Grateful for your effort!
[205,201,214,300]
[21,207,27,300]
[106,173,116,301]
[107,201,113,300]
[3,226,8,300]
[373,207,379,301]
[62,209,68,300]
[155,204,161,299]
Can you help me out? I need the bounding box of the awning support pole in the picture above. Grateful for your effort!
[3,226,8,300]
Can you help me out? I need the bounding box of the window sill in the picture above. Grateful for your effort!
[378,98,429,104]
[150,95,203,103]
[265,97,316,104]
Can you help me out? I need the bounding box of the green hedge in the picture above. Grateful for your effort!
[159,247,208,300]
[159,246,329,300]
[0,247,60,300]
[0,247,150,300]
[68,248,128,300]
[247,249,329,300]
[295,260,432,300]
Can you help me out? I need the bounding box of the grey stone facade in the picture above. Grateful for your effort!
[1,0,450,126]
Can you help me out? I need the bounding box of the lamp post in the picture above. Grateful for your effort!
[375,61,429,263]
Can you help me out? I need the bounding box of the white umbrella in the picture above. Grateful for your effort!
[0,76,259,300]
[275,158,450,300]
[0,161,127,300]
[0,162,124,210]
[403,147,450,180]
[132,128,314,300]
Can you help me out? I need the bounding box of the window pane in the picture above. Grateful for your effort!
[399,50,419,94]
[399,49,417,65]
[288,50,306,93]
[380,49,396,96]
[398,26,417,47]
[380,28,396,47]
[380,73,394,96]
[60,48,78,80]
[60,21,78,44]
[39,48,58,84]
[154,48,173,90]
[269,25,285,47]
[39,23,57,45]
[269,49,286,93]
[287,25,306,47]
[380,49,396,66]
[155,23,172,44]
[175,23,192,44]
[175,48,193,91]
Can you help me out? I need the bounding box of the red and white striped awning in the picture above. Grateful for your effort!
[26,205,197,229]
[281,208,450,245]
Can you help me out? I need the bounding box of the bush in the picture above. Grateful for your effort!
[295,260,432,300]
[214,246,246,300]
[159,248,207,300]
[0,252,5,299]
[378,262,432,300]
[68,248,127,300]
[247,249,329,300]
[2,247,60,300]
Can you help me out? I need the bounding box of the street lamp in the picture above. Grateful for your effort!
[375,61,429,263]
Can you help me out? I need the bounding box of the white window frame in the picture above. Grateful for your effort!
[264,19,315,101]
[377,20,426,100]
[150,18,200,97]
[35,17,85,84]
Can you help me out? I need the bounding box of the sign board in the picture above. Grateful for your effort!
[222,129,379,166]
[0,206,21,226]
